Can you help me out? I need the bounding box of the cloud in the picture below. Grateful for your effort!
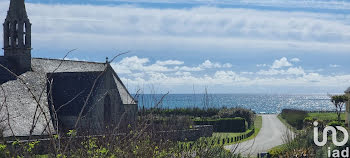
[155,60,184,66]
[256,64,267,67]
[58,55,343,93]
[290,58,301,63]
[271,57,292,69]
[105,0,350,11]
[111,56,232,74]
[329,64,340,68]
[257,67,305,76]
[199,60,232,69]
[1,2,350,54]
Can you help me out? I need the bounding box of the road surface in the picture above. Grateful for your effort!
[225,114,291,157]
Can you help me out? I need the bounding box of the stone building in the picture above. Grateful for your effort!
[0,0,137,138]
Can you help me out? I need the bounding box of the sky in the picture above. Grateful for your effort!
[1,0,350,94]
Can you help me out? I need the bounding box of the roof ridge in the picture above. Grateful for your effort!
[33,57,105,64]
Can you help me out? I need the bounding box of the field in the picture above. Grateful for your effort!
[306,112,345,121]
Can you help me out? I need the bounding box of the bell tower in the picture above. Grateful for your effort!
[3,0,31,74]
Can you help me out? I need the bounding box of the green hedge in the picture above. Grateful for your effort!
[281,109,307,130]
[194,117,247,132]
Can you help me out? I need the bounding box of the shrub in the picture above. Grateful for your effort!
[194,117,247,132]
[281,109,308,130]
[217,107,255,129]
[327,121,345,127]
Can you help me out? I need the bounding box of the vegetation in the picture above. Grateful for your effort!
[280,109,308,130]
[141,107,220,118]
[330,94,349,122]
[273,106,349,157]
[306,112,345,121]
[217,107,256,129]
[212,115,262,145]
[194,117,247,132]
[268,126,328,157]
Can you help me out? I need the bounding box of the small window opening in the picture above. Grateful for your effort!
[9,37,11,46]
[15,22,18,31]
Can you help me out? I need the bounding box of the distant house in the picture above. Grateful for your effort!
[0,0,137,138]
[345,87,350,127]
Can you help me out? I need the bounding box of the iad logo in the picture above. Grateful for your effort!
[313,121,349,147]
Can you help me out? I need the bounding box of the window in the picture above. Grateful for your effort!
[8,37,11,46]
[14,21,17,31]
[104,95,112,126]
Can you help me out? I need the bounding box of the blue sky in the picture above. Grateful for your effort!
[1,0,350,94]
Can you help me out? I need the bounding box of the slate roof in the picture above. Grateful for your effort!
[0,57,16,84]
[0,58,137,137]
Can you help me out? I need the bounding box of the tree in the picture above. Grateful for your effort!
[330,95,349,122]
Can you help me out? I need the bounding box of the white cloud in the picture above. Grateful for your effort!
[177,66,203,72]
[329,64,340,68]
[107,55,350,93]
[155,60,184,66]
[290,58,301,63]
[257,64,267,67]
[1,2,349,54]
[109,0,350,11]
[111,56,232,74]
[223,63,233,68]
[271,57,292,69]
[257,67,305,76]
[199,60,232,69]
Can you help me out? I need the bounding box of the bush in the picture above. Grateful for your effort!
[281,109,308,130]
[327,121,345,127]
[217,107,255,129]
[194,117,247,132]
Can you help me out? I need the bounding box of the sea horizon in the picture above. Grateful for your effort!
[135,93,337,114]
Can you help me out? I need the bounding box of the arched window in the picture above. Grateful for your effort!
[8,37,11,46]
[104,95,112,126]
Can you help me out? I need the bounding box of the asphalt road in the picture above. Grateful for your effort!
[225,114,291,157]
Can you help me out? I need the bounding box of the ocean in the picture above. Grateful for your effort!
[136,94,336,114]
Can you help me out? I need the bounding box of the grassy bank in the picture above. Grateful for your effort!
[306,112,345,121]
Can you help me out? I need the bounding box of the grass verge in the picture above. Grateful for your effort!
[306,112,345,121]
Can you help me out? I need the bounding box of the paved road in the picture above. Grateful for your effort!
[225,114,291,157]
